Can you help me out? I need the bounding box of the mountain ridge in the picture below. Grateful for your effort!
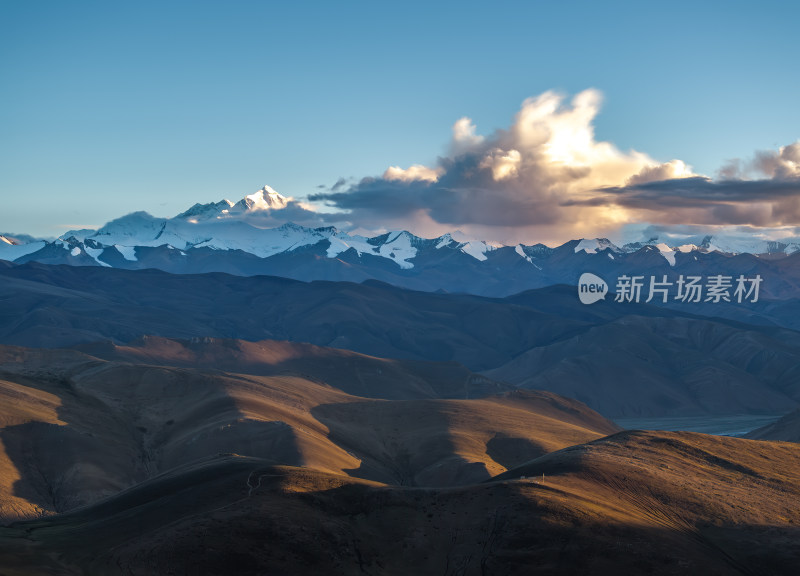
[5,185,800,299]
[6,185,800,269]
[2,261,799,418]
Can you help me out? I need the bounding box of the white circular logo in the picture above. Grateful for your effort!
[578,273,608,305]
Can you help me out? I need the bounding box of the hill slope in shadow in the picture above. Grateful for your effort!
[745,409,800,442]
[2,262,800,418]
[2,431,800,575]
[0,340,617,522]
[3,340,800,574]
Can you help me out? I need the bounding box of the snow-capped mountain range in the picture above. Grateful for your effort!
[3,186,503,270]
[4,185,800,297]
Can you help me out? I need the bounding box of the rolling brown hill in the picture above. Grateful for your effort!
[2,431,799,575]
[74,335,509,400]
[0,339,617,523]
[3,340,800,574]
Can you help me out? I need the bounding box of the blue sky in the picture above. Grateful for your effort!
[2,0,798,243]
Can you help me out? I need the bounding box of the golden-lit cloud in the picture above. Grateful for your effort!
[382,164,441,182]
[627,160,694,186]
[480,148,521,181]
[310,89,800,244]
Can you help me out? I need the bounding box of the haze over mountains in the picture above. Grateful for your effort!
[5,186,800,298]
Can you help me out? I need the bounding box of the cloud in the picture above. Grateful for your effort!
[218,199,334,230]
[626,160,693,186]
[310,89,698,243]
[480,148,522,181]
[583,156,800,227]
[753,142,800,179]
[383,164,441,182]
[450,117,484,153]
[308,89,800,244]
[717,142,800,181]
[331,177,348,191]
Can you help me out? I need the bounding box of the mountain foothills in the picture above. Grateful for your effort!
[746,408,800,442]
[4,187,800,573]
[0,339,614,519]
[1,262,799,419]
[2,339,800,575]
[5,186,800,298]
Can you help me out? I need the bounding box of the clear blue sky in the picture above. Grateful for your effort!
[2,0,798,239]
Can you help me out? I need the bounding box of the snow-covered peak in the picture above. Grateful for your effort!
[618,225,800,256]
[698,235,800,255]
[620,237,659,253]
[177,199,235,221]
[654,243,676,266]
[176,186,289,222]
[374,231,417,268]
[92,212,166,244]
[323,229,419,268]
[0,235,47,260]
[277,222,314,233]
[229,185,288,214]
[574,238,621,254]
[514,244,543,269]
[459,240,498,261]
[446,230,501,247]
[435,233,455,249]
[58,228,96,242]
[435,230,500,261]
[37,185,800,275]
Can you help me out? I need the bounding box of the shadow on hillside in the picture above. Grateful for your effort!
[0,362,302,518]
[4,464,800,575]
[485,432,548,470]
[78,336,513,401]
[311,400,494,487]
